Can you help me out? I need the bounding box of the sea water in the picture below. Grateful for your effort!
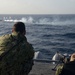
[0,14,75,59]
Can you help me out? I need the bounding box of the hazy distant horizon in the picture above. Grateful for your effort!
[0,0,75,14]
[0,14,75,15]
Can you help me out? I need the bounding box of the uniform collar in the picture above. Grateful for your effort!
[12,32,19,36]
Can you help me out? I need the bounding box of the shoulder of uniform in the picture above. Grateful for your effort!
[0,34,12,43]
[0,34,11,40]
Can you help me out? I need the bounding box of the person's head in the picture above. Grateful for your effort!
[70,53,75,61]
[12,22,26,35]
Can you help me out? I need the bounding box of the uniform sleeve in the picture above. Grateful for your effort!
[0,35,9,55]
[56,65,63,75]
[0,34,13,55]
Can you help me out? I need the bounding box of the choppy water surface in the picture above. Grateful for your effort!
[0,14,75,59]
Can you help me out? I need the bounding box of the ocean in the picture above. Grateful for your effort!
[0,14,75,59]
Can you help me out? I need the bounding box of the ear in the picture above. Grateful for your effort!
[12,26,15,32]
[12,28,14,32]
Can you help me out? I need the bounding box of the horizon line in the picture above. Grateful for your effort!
[0,13,75,15]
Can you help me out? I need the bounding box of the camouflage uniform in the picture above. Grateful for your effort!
[56,61,75,75]
[0,32,34,75]
[55,64,63,75]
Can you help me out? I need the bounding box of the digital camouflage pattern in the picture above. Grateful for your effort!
[0,32,34,75]
[55,64,63,75]
[56,61,75,75]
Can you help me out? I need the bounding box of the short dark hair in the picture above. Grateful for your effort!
[14,22,25,33]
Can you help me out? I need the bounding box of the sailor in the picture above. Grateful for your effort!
[0,22,34,75]
[56,53,75,75]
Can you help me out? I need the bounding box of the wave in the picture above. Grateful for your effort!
[3,16,75,25]
[3,17,34,24]
[34,51,48,59]
[62,33,75,38]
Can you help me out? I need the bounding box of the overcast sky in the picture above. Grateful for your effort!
[0,0,75,14]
